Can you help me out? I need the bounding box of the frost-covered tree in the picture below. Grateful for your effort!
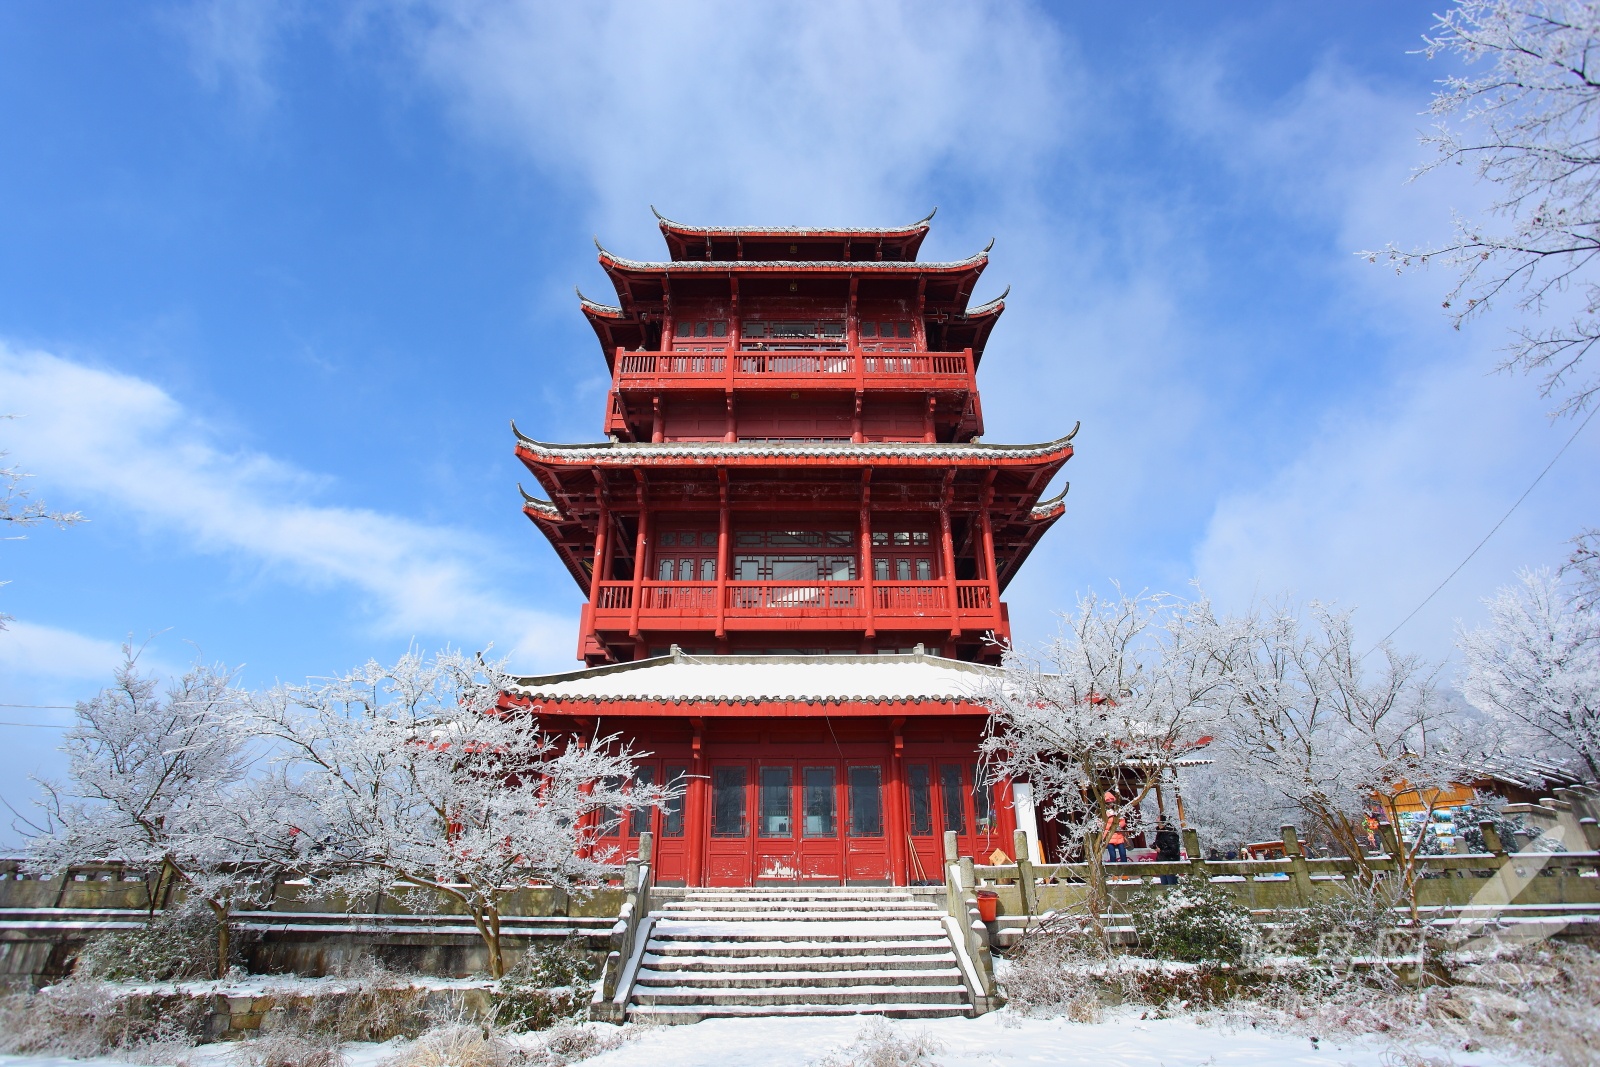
[1,414,84,629]
[1173,760,1300,857]
[975,590,1239,932]
[26,649,271,977]
[1567,527,1600,610]
[253,649,669,978]
[1375,1,1600,417]
[1460,567,1600,779]
[1211,604,1480,919]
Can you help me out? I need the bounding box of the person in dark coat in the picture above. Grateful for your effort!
[1153,821,1181,884]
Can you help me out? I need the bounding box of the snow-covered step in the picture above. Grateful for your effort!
[632,984,968,1007]
[635,966,964,988]
[642,937,954,957]
[626,1002,968,1023]
[641,951,958,971]
[621,887,973,1023]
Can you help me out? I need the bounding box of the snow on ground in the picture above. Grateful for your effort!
[0,1009,1537,1067]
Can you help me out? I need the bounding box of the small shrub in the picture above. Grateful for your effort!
[383,1022,518,1067]
[493,939,594,1032]
[808,1016,943,1067]
[0,979,206,1059]
[996,911,1116,1021]
[1126,875,1255,965]
[74,904,233,982]
[233,1022,343,1067]
[526,1022,634,1066]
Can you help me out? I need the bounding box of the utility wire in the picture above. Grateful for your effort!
[1366,402,1599,656]
[0,722,66,729]
[0,703,73,709]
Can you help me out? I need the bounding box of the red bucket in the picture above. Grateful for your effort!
[974,889,999,923]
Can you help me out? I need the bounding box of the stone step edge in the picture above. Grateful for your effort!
[633,993,969,1007]
[625,1004,972,1023]
[635,967,965,983]
[641,954,959,969]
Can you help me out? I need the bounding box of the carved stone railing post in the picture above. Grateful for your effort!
[1281,825,1314,905]
[591,832,654,1022]
[1012,829,1036,916]
[1181,827,1206,879]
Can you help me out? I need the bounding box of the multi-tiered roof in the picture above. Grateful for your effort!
[517,211,1072,665]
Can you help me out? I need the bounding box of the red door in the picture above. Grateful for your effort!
[904,761,942,883]
[594,761,693,884]
[845,762,891,882]
[938,761,1007,864]
[754,763,799,881]
[797,764,843,883]
[707,761,752,886]
[653,762,690,883]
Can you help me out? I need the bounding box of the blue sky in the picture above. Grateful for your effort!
[2,1,1596,843]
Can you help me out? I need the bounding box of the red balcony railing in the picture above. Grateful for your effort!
[590,580,1000,631]
[613,348,974,390]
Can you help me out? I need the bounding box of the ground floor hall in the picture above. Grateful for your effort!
[575,715,1020,887]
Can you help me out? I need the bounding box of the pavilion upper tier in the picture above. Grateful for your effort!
[513,426,1074,597]
[652,207,936,261]
[579,211,1006,368]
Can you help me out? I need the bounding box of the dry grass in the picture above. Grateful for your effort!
[384,1022,519,1067]
[524,1022,634,1066]
[0,978,206,1061]
[231,1023,343,1067]
[807,1017,944,1067]
[380,1019,634,1067]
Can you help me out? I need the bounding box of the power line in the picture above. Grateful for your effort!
[0,703,73,710]
[0,721,66,729]
[1366,402,1599,656]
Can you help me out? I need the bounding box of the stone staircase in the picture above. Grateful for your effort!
[620,888,977,1023]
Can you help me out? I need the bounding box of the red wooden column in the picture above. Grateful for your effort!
[583,498,610,646]
[628,478,649,647]
[888,717,909,884]
[980,475,1000,624]
[725,279,739,441]
[859,471,876,644]
[939,473,959,639]
[715,470,730,642]
[687,719,707,887]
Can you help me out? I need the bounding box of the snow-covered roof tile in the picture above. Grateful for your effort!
[518,484,564,521]
[508,649,1000,704]
[651,206,938,237]
[597,247,988,273]
[510,427,1078,464]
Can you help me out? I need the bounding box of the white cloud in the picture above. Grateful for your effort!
[1194,353,1599,661]
[0,344,574,670]
[0,620,127,684]
[402,0,1078,239]
[169,0,300,114]
[1170,53,1600,659]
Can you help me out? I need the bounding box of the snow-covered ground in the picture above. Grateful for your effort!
[0,1010,1536,1067]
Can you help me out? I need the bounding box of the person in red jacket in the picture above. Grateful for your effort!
[1101,792,1128,863]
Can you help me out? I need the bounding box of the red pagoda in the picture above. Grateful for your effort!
[507,210,1073,887]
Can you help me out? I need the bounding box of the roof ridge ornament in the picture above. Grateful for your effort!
[574,286,620,313]
[643,208,940,236]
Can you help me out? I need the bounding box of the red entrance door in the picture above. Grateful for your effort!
[904,760,1006,879]
[704,758,896,886]
[844,762,891,882]
[595,761,693,884]
[716,760,846,885]
[707,761,752,886]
